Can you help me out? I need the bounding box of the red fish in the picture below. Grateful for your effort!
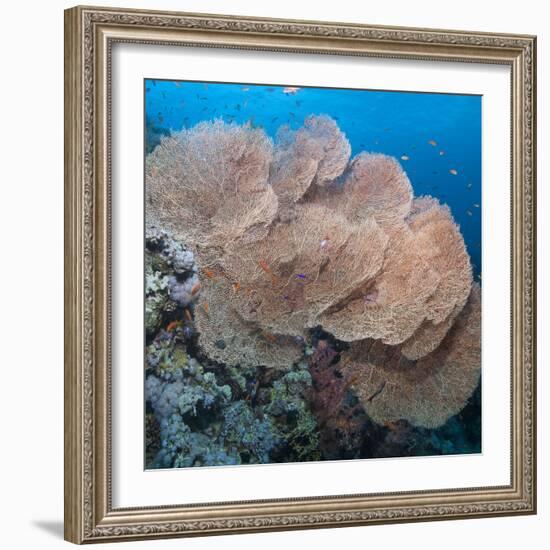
[166,320,180,331]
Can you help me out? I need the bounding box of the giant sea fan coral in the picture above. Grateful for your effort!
[319,224,441,344]
[339,284,481,428]
[318,196,473,349]
[193,265,304,370]
[315,152,414,231]
[146,115,480,429]
[399,197,473,359]
[270,115,351,221]
[220,203,387,336]
[146,119,277,254]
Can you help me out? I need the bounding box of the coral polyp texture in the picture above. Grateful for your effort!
[145,88,481,469]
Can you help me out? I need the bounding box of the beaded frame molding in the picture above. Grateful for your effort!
[64,5,536,544]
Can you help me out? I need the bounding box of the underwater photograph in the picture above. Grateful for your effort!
[144,79,482,470]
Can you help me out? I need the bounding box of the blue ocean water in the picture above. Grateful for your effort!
[145,79,481,279]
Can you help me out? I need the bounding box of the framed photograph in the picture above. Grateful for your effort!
[64,5,537,544]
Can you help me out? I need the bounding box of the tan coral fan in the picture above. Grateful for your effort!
[400,197,473,359]
[221,204,387,336]
[341,283,481,429]
[194,265,303,369]
[270,115,351,220]
[146,119,277,249]
[320,197,473,352]
[319,225,441,344]
[339,152,413,230]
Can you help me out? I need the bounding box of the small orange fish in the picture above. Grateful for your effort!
[384,420,402,430]
[232,282,241,293]
[262,331,277,343]
[202,268,216,279]
[401,155,409,161]
[428,139,437,146]
[202,302,209,313]
[166,320,180,331]
[449,169,458,176]
[191,281,201,295]
[259,259,270,273]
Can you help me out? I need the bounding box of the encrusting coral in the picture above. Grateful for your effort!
[146,114,480,433]
[144,320,320,467]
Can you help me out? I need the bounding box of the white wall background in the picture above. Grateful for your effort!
[0,0,546,548]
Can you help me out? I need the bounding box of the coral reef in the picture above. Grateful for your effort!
[145,228,198,337]
[144,113,481,466]
[147,116,474,373]
[144,288,319,467]
[307,338,380,459]
[265,368,320,462]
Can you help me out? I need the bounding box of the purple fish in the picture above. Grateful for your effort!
[364,289,379,304]
[295,273,306,279]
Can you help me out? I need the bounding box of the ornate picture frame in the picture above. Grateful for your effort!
[64,5,536,544]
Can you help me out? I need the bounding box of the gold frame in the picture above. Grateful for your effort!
[64,5,537,544]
